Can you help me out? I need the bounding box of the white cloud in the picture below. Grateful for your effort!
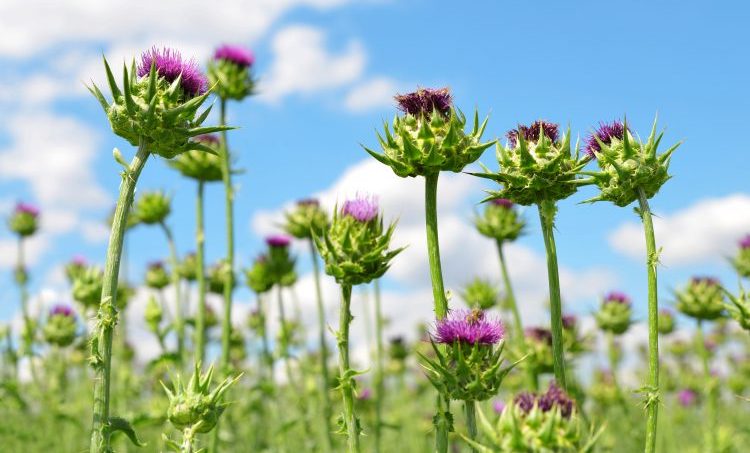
[609,194,750,266]
[258,25,366,102]
[0,235,49,268]
[344,77,401,112]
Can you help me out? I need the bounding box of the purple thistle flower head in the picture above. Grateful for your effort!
[357,388,372,401]
[297,198,320,207]
[677,388,697,407]
[341,195,379,223]
[394,87,453,118]
[434,308,504,345]
[691,276,720,287]
[604,291,631,305]
[562,314,577,330]
[739,234,750,249]
[50,304,74,318]
[14,202,39,217]
[492,400,506,414]
[506,120,559,148]
[194,134,220,145]
[214,44,255,68]
[70,255,87,266]
[266,235,291,248]
[585,120,627,157]
[148,260,165,270]
[137,47,208,98]
[538,383,574,418]
[514,392,536,414]
[525,326,553,344]
[490,198,514,209]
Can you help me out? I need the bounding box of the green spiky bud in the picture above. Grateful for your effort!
[64,256,88,283]
[524,327,554,374]
[265,236,297,287]
[145,261,170,290]
[589,370,619,406]
[732,236,750,278]
[244,255,274,294]
[43,306,78,347]
[133,190,171,225]
[723,284,750,331]
[364,87,494,177]
[247,309,265,333]
[583,118,680,206]
[162,363,240,433]
[461,278,499,310]
[89,50,231,160]
[314,196,404,286]
[472,121,587,206]
[170,135,224,182]
[177,252,198,281]
[675,277,726,321]
[283,199,329,240]
[145,295,163,331]
[658,309,676,335]
[595,292,633,335]
[7,203,39,237]
[207,259,235,294]
[207,45,256,101]
[72,266,103,309]
[474,198,525,242]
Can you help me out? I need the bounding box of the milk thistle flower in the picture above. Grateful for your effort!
[8,202,39,356]
[460,278,499,310]
[8,202,39,237]
[580,117,680,453]
[244,255,274,295]
[207,44,256,101]
[207,260,236,295]
[284,198,329,240]
[72,266,104,309]
[315,196,403,452]
[658,309,676,335]
[133,190,171,224]
[65,255,88,283]
[145,261,170,290]
[170,135,224,182]
[677,388,698,407]
[675,277,726,321]
[524,326,554,375]
[43,305,78,347]
[732,234,750,278]
[595,291,634,335]
[462,383,603,453]
[265,235,297,287]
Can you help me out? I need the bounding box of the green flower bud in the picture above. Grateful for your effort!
[283,199,329,240]
[162,363,240,433]
[8,203,40,237]
[43,305,78,347]
[247,309,265,334]
[72,266,104,309]
[64,256,88,283]
[388,336,409,374]
[265,236,297,287]
[145,261,170,290]
[145,295,163,331]
[583,118,680,207]
[589,370,619,406]
[314,196,404,286]
[177,252,198,281]
[133,190,171,225]
[364,87,494,177]
[207,259,235,294]
[474,198,525,242]
[675,277,726,321]
[658,309,676,335]
[473,121,587,206]
[595,292,633,335]
[207,45,256,101]
[460,278,499,310]
[733,236,750,278]
[524,327,554,374]
[244,256,274,294]
[170,135,224,182]
[90,50,230,160]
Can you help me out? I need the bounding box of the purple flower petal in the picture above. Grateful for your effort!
[434,309,504,345]
[341,195,379,222]
[266,235,291,248]
[137,47,208,97]
[394,87,453,118]
[214,44,255,68]
[585,120,626,156]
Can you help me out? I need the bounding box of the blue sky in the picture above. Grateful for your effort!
[0,0,748,352]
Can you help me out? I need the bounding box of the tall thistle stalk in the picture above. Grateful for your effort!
[160,221,184,361]
[471,121,588,391]
[364,87,493,452]
[337,284,360,453]
[7,202,39,360]
[87,47,228,453]
[194,181,207,362]
[581,118,680,453]
[218,98,234,375]
[696,320,718,453]
[373,279,385,453]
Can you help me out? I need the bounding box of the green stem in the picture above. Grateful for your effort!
[607,332,629,412]
[338,285,360,453]
[181,425,197,453]
[425,173,451,453]
[537,200,567,390]
[637,187,660,453]
[258,294,274,378]
[160,221,184,363]
[464,400,478,452]
[310,240,334,451]
[89,143,150,453]
[219,97,235,374]
[194,181,207,364]
[276,285,294,383]
[373,279,385,453]
[696,320,717,453]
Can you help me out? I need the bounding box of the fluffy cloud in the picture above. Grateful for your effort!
[343,77,402,112]
[258,25,366,102]
[609,194,750,266]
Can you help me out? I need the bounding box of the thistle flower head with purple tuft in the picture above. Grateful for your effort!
[194,134,220,145]
[214,44,255,68]
[434,308,504,345]
[137,47,207,98]
[266,235,291,248]
[297,198,320,207]
[490,198,514,209]
[740,234,750,249]
[525,326,553,344]
[14,202,39,217]
[506,120,559,148]
[50,304,75,318]
[604,291,631,305]
[394,87,452,118]
[677,388,697,407]
[585,120,627,157]
[341,195,379,223]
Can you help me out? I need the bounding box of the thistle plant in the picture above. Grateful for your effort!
[244,255,275,377]
[65,256,88,284]
[162,363,240,453]
[595,291,634,335]
[419,308,516,447]
[315,195,403,452]
[722,283,750,332]
[462,383,604,452]
[8,202,39,356]
[170,133,224,363]
[471,120,588,391]
[732,234,750,279]
[283,198,334,450]
[461,278,500,311]
[86,46,228,453]
[580,117,680,453]
[658,309,676,335]
[364,87,493,452]
[43,305,78,348]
